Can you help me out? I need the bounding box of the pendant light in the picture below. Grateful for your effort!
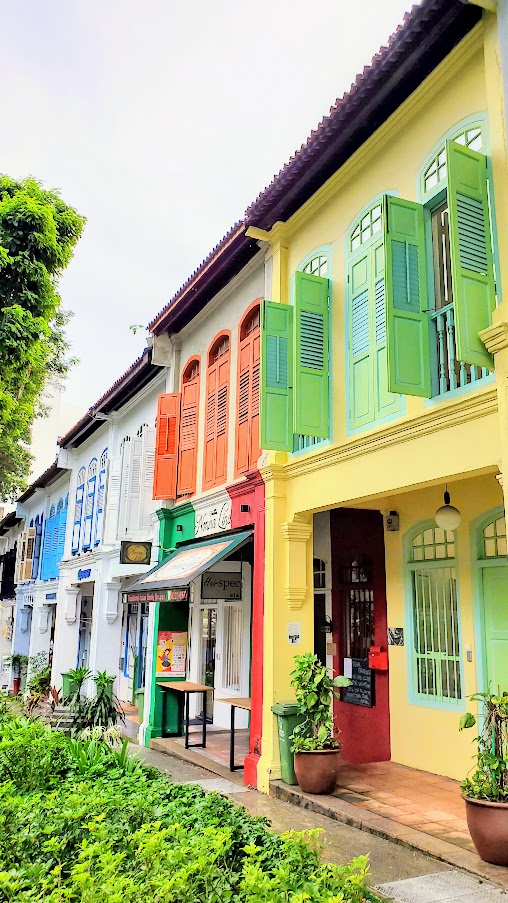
[435,486,461,531]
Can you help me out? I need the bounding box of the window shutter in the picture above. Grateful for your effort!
[125,437,143,534]
[118,441,132,536]
[140,426,157,528]
[40,520,53,581]
[14,531,25,584]
[446,140,495,370]
[350,255,374,427]
[260,300,293,451]
[153,393,181,500]
[51,515,59,577]
[82,474,96,550]
[23,527,36,582]
[215,355,229,484]
[71,480,84,553]
[104,456,122,542]
[57,508,67,566]
[384,195,432,397]
[203,367,218,488]
[236,339,252,474]
[250,331,261,466]
[177,378,199,496]
[94,461,107,546]
[294,271,329,438]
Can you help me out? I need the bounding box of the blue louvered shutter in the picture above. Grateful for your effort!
[260,300,293,451]
[40,519,53,580]
[57,507,67,566]
[446,140,495,370]
[72,477,84,553]
[294,271,329,438]
[83,465,97,550]
[94,460,107,546]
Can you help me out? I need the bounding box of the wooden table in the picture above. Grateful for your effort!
[157,681,212,749]
[220,697,251,771]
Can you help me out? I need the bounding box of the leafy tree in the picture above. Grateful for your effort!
[0,176,85,499]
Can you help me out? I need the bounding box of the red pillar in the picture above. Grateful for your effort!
[227,471,265,787]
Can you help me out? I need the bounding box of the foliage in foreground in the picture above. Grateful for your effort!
[0,715,372,902]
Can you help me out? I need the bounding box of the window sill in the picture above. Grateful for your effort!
[408,695,466,713]
[425,373,494,407]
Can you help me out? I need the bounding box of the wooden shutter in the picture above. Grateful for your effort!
[94,461,107,546]
[23,527,36,582]
[260,300,293,451]
[215,355,229,484]
[203,365,218,487]
[57,508,67,566]
[177,377,199,496]
[349,250,374,428]
[235,329,260,475]
[40,520,53,581]
[82,473,96,550]
[71,482,84,553]
[14,531,25,584]
[294,271,329,437]
[104,456,122,542]
[384,195,432,397]
[51,515,59,576]
[140,426,157,528]
[447,140,495,370]
[153,393,181,500]
[125,437,143,534]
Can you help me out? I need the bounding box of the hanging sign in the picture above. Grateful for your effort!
[120,541,152,565]
[156,630,188,676]
[201,572,242,600]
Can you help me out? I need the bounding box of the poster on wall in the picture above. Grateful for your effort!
[156,631,188,676]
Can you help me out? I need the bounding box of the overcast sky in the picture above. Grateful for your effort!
[2,0,412,413]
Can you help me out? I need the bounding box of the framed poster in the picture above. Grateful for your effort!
[156,631,188,676]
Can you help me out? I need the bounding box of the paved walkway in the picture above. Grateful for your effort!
[132,744,505,900]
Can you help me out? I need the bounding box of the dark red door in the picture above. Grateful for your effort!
[330,508,390,763]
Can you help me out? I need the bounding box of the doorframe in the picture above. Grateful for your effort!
[471,505,506,697]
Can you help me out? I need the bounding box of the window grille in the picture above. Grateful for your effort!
[483,516,507,558]
[423,126,483,194]
[350,204,382,252]
[409,526,462,703]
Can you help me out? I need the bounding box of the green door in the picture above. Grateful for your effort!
[483,566,508,695]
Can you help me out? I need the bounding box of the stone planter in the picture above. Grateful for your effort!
[464,796,508,866]
[294,748,341,794]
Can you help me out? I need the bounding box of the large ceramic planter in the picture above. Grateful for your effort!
[294,749,341,794]
[464,796,508,865]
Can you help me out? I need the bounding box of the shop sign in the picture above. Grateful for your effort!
[201,572,242,600]
[156,630,187,676]
[120,541,152,565]
[195,499,232,538]
[123,587,189,604]
[77,568,91,580]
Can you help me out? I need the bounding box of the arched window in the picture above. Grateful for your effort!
[482,515,507,558]
[235,304,261,476]
[407,523,462,705]
[82,458,98,550]
[177,357,200,497]
[49,505,55,518]
[347,202,402,433]
[71,467,86,554]
[32,514,43,580]
[203,333,230,489]
[94,448,108,546]
[422,124,483,197]
[56,498,63,514]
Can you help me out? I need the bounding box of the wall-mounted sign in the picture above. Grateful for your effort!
[201,572,242,600]
[288,622,301,645]
[343,658,375,707]
[156,630,187,676]
[120,541,152,566]
[77,568,92,581]
[45,592,57,601]
[195,500,232,538]
[123,587,189,605]
[388,627,404,646]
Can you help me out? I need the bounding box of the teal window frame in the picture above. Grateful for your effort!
[404,520,465,712]
[345,194,405,436]
[290,246,333,457]
[470,506,507,699]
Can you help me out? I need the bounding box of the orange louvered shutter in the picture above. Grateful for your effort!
[177,367,199,497]
[203,336,230,489]
[153,393,181,500]
[215,354,229,483]
[235,308,260,476]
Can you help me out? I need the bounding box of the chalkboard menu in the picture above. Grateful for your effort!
[343,658,375,708]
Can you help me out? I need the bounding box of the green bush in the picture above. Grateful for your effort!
[0,716,373,902]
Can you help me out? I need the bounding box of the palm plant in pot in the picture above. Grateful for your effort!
[290,652,351,794]
[460,690,508,865]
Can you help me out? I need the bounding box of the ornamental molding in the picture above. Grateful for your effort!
[479,322,508,354]
[285,587,307,610]
[65,587,81,624]
[281,515,312,544]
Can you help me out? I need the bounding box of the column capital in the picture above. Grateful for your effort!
[479,321,508,354]
[64,586,81,624]
[281,513,312,610]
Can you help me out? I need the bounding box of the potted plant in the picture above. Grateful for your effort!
[10,653,28,696]
[290,652,351,794]
[460,690,508,865]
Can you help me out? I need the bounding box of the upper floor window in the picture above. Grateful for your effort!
[41,497,68,580]
[302,255,329,278]
[350,204,382,252]
[94,448,108,546]
[407,524,462,706]
[71,467,86,554]
[235,304,261,477]
[110,428,156,541]
[203,333,230,489]
[82,459,98,550]
[482,515,507,558]
[423,126,483,195]
[177,357,200,497]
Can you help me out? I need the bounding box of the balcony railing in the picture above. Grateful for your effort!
[430,302,490,397]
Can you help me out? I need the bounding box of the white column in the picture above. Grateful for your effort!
[50,578,81,689]
[87,578,123,689]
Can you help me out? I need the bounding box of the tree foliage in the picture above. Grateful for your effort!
[0,176,85,500]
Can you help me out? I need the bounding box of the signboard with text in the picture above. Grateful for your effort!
[123,587,189,605]
[201,571,242,600]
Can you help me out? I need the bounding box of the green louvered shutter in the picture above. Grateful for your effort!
[385,195,432,397]
[260,300,293,451]
[446,139,495,370]
[294,270,329,437]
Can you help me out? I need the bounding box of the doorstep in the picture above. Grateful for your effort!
[271,780,508,891]
[150,736,247,787]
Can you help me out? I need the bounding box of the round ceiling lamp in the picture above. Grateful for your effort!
[435,487,461,531]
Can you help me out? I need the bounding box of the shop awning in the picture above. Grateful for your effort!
[123,530,253,603]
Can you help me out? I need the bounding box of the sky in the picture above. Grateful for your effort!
[2,0,413,414]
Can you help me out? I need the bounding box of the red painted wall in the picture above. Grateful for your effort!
[228,470,265,787]
[330,508,391,763]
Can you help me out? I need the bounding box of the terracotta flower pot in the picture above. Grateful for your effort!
[464,796,508,865]
[12,677,21,696]
[294,749,341,794]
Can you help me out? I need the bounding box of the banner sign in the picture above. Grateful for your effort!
[156,630,187,676]
[201,571,242,600]
[123,587,189,604]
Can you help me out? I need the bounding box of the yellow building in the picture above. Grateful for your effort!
[246,2,508,791]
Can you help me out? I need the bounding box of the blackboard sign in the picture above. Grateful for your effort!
[343,658,375,708]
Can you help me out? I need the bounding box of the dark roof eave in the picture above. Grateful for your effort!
[17,461,67,504]
[0,511,22,536]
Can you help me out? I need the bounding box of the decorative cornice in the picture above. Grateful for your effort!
[285,587,308,610]
[157,502,195,522]
[479,322,508,354]
[281,514,312,544]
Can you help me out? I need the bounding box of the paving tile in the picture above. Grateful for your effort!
[377,870,505,902]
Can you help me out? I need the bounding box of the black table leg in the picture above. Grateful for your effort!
[202,691,207,748]
[185,692,190,749]
[229,704,235,771]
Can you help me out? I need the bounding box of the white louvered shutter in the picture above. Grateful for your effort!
[23,527,36,582]
[14,532,25,584]
[139,427,156,529]
[125,437,143,534]
[104,456,122,542]
[117,442,132,538]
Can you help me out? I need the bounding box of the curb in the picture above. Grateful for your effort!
[270,781,508,891]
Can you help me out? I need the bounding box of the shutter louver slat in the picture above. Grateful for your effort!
[140,426,157,528]
[352,290,369,356]
[375,279,386,345]
[104,456,122,542]
[177,375,199,497]
[294,270,329,438]
[260,301,293,451]
[153,393,181,500]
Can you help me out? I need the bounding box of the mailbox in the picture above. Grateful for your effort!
[368,646,389,671]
